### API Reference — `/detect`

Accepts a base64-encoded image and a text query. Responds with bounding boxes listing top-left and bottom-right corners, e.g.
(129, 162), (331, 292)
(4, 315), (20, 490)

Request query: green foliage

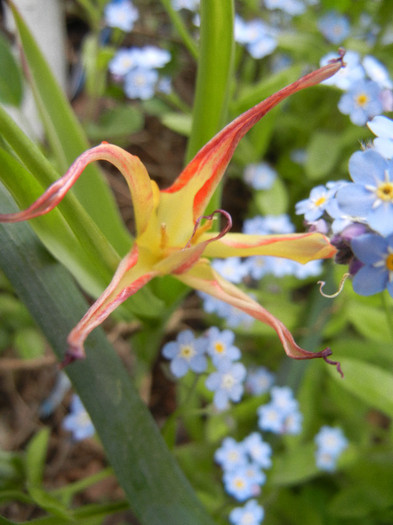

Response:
(0, 33), (23, 107)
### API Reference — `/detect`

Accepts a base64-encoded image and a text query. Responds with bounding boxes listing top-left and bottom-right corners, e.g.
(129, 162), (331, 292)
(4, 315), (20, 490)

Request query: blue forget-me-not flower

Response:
(229, 499), (265, 525)
(315, 425), (348, 472)
(335, 149), (393, 236)
(206, 360), (247, 410)
(104, 0), (138, 32)
(162, 330), (207, 377)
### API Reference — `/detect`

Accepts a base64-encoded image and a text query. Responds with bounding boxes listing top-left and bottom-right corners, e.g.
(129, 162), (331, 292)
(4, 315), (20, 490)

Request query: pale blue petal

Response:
(348, 149), (387, 185)
(368, 202), (393, 236)
(171, 358), (188, 377)
(190, 354), (207, 373)
(368, 115), (393, 138)
(351, 233), (388, 264)
(374, 137), (393, 159)
(336, 184), (374, 216)
(352, 265), (387, 295)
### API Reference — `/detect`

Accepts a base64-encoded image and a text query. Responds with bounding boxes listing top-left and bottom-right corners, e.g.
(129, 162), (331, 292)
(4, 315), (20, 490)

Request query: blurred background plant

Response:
(1, 0), (393, 524)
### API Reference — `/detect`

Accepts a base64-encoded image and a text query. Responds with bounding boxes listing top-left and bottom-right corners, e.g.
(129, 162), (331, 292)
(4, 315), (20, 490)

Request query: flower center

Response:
(179, 344), (195, 361)
(214, 342), (225, 354)
(376, 182), (393, 201)
(234, 478), (246, 489)
(314, 196), (326, 207)
(356, 93), (369, 107)
(241, 513), (254, 525)
(222, 373), (235, 389)
(386, 253), (393, 271)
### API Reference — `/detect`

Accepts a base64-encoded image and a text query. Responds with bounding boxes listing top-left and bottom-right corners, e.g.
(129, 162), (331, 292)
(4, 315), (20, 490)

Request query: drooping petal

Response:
(177, 260), (342, 374)
(201, 231), (337, 263)
(162, 56), (344, 225)
(64, 244), (158, 365)
(0, 143), (156, 237)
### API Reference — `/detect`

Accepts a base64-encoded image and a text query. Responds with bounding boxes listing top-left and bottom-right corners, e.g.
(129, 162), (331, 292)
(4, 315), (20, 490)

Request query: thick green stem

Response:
(186, 0), (234, 162)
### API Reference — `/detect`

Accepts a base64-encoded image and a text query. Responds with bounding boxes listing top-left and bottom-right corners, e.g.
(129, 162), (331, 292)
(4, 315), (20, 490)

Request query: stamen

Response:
(160, 223), (169, 250)
(185, 209), (232, 248)
(318, 273), (350, 298)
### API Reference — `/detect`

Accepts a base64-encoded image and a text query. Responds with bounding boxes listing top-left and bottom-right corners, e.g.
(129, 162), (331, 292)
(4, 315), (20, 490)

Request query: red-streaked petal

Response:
(177, 260), (342, 374)
(63, 244), (158, 365)
(201, 232), (337, 263)
(162, 56), (344, 220)
(0, 143), (155, 237)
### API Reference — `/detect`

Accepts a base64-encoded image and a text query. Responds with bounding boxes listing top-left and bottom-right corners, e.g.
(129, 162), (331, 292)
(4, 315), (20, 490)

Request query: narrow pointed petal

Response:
(64, 245), (158, 365)
(0, 143), (155, 237)
(202, 232), (337, 263)
(177, 261), (342, 374)
(162, 55), (344, 221)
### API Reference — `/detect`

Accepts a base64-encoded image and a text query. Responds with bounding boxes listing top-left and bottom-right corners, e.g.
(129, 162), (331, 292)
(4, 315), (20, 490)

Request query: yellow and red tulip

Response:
(0, 56), (344, 372)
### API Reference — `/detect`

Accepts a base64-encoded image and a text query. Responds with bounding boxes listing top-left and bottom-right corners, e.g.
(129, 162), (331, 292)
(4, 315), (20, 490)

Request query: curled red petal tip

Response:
(321, 348), (344, 378)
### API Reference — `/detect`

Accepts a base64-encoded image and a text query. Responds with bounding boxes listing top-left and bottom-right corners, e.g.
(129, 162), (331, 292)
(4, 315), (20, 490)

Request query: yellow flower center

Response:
(234, 478), (245, 489)
(314, 196), (326, 207)
(214, 342), (225, 354)
(376, 182), (393, 201)
(386, 254), (393, 271)
(179, 344), (195, 360)
(356, 93), (369, 107)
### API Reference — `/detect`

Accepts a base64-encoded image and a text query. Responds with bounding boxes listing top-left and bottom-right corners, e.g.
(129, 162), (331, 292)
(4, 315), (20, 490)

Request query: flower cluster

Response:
(235, 16), (277, 60)
(215, 432), (272, 517)
(257, 386), (302, 435)
(314, 425), (348, 472)
(162, 327), (247, 411)
(321, 51), (393, 125)
(108, 46), (171, 100)
(296, 117), (393, 299)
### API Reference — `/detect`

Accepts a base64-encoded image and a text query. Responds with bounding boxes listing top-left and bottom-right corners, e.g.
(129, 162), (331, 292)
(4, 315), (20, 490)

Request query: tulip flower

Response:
(0, 55), (344, 371)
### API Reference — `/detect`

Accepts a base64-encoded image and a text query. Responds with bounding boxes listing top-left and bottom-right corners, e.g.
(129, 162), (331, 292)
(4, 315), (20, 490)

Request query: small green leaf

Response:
(305, 131), (342, 180)
(255, 177), (288, 215)
(85, 105), (144, 141)
(270, 441), (319, 486)
(26, 428), (50, 488)
(161, 113), (192, 136)
(347, 301), (391, 343)
(0, 33), (23, 107)
(28, 487), (71, 520)
(328, 357), (393, 418)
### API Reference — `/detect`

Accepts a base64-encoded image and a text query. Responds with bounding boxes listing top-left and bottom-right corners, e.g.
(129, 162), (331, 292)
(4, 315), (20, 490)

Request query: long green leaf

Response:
(0, 186), (217, 525)
(185, 0), (234, 162)
(9, 1), (130, 254)
(328, 357), (393, 419)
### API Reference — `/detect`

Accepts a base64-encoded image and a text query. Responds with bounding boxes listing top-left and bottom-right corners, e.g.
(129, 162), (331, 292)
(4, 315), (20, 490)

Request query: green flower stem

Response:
(185, 0), (235, 218)
(381, 290), (393, 342)
(0, 187), (216, 525)
(160, 0), (199, 59)
(186, 0), (234, 162)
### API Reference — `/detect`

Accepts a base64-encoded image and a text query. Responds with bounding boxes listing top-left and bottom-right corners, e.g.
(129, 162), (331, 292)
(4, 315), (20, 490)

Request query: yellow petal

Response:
(177, 260), (341, 374)
(201, 232), (337, 263)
